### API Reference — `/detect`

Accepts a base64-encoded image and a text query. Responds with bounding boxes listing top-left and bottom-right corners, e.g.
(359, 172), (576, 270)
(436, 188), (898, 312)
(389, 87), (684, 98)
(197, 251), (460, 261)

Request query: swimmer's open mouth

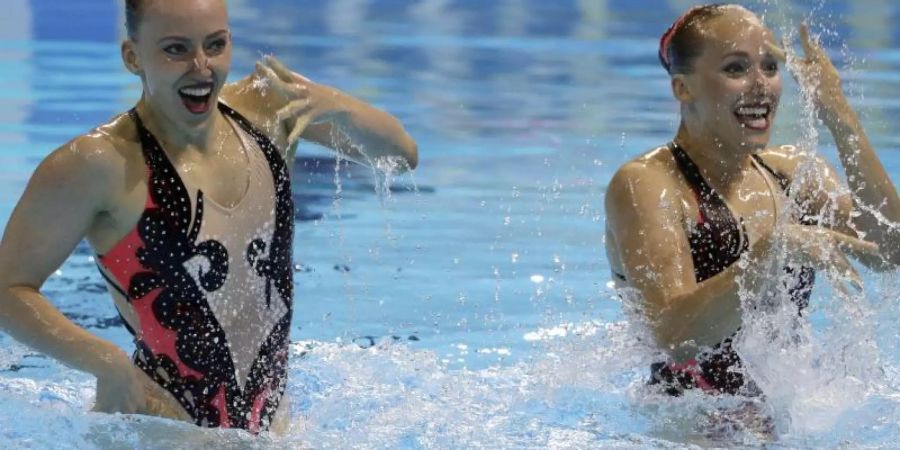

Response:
(179, 83), (214, 114)
(734, 102), (773, 131)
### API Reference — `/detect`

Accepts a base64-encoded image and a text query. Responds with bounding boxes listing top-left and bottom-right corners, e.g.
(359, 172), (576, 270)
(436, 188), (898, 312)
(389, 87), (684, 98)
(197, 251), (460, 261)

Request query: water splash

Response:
(726, 7), (900, 437)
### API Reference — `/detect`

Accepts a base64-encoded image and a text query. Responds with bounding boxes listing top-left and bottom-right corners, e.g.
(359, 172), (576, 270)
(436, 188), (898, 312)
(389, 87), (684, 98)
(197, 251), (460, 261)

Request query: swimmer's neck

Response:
(674, 124), (760, 188)
(134, 96), (225, 154)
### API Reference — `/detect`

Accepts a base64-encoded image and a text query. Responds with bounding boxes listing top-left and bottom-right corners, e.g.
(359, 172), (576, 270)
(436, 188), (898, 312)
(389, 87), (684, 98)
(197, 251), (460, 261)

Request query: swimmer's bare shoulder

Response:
(605, 149), (677, 280)
(32, 120), (131, 208)
(758, 144), (845, 192)
(0, 118), (136, 292)
(755, 144), (801, 175)
(758, 144), (853, 224)
(606, 145), (688, 245)
(606, 145), (684, 212)
(12, 115), (147, 253)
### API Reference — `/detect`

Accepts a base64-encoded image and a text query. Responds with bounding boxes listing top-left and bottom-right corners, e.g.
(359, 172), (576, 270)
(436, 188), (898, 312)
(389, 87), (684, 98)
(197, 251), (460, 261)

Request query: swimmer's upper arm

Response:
(605, 162), (697, 310)
(0, 139), (116, 290)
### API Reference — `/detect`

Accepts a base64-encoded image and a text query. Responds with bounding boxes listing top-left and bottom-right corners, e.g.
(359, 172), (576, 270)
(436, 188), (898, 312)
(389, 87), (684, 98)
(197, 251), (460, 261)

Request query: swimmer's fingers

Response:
(276, 98), (312, 124)
(832, 231), (880, 257)
(787, 25), (846, 116)
(798, 24), (822, 62)
(264, 54), (312, 84)
(830, 230), (888, 270)
(139, 379), (192, 421)
(827, 248), (863, 293)
(766, 41), (787, 64)
(287, 116), (314, 146)
(256, 62), (305, 102)
(808, 228), (864, 292)
(263, 55), (294, 83)
(93, 383), (144, 415)
(788, 24), (825, 78)
(277, 99), (315, 145)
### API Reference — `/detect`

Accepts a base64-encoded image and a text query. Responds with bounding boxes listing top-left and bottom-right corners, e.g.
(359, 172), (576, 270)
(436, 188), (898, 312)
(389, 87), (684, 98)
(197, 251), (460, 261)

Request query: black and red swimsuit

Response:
(641, 143), (814, 395)
(96, 103), (294, 431)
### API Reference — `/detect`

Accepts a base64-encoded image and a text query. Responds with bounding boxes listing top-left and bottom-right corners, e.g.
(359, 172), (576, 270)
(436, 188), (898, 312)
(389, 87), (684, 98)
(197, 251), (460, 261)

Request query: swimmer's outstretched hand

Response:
(777, 225), (880, 297)
(779, 24), (849, 124)
(255, 55), (339, 146)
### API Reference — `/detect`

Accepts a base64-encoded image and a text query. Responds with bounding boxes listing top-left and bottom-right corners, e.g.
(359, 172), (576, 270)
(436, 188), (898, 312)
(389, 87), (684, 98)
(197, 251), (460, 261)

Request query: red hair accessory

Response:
(658, 6), (704, 73)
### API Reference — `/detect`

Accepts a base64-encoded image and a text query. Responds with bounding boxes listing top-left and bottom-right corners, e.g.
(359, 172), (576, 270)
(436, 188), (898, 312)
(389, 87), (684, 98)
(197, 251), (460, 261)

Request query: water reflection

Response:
(0, 1), (895, 150)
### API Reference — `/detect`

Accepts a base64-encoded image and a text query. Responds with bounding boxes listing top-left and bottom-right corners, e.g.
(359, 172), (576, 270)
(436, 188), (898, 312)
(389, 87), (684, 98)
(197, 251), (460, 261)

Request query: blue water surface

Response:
(0, 0), (898, 448)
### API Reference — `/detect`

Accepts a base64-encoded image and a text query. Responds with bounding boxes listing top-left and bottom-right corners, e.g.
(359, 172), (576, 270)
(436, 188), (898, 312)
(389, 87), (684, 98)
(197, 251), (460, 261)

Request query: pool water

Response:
(0, 0), (898, 448)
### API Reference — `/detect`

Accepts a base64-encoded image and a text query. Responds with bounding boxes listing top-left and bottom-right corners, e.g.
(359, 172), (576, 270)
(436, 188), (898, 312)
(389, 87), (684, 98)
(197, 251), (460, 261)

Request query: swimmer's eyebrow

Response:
(720, 50), (779, 60)
(720, 51), (751, 59)
(204, 30), (230, 41)
(156, 29), (230, 44)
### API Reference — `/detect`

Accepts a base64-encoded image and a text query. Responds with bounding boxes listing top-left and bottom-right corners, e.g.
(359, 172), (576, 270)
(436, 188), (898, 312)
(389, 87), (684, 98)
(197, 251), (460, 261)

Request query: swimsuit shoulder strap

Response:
(751, 154), (791, 192)
(127, 107), (168, 169)
(216, 101), (293, 193)
(668, 142), (715, 200)
(751, 153), (819, 226)
(667, 142), (749, 282)
(217, 102), (278, 151)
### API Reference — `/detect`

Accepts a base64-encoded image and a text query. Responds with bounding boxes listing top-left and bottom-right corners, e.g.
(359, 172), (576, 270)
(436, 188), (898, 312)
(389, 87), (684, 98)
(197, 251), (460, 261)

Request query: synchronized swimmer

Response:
(0, 0), (416, 433)
(605, 4), (899, 395)
(0, 0), (897, 437)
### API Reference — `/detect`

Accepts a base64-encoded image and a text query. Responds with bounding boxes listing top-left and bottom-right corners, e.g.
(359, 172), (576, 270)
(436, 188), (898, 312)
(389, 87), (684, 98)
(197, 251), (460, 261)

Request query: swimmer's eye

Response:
(762, 59), (779, 75)
(163, 43), (189, 57)
(722, 62), (749, 76)
(207, 38), (228, 56)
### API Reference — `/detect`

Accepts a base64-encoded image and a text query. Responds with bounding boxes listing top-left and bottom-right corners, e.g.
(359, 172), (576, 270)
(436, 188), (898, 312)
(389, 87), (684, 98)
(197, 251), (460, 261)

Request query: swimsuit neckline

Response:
(130, 103), (254, 213)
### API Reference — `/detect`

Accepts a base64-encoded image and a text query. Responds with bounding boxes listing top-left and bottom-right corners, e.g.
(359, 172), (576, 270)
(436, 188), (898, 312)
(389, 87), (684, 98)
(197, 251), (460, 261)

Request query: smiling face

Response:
(675, 8), (782, 151)
(122, 0), (231, 128)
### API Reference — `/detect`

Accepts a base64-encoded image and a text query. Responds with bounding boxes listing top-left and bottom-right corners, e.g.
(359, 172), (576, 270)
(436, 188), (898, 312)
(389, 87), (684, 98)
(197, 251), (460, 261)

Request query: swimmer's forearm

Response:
(0, 286), (127, 377)
(651, 265), (744, 355)
(824, 101), (900, 263)
(308, 85), (419, 170)
(650, 241), (771, 356)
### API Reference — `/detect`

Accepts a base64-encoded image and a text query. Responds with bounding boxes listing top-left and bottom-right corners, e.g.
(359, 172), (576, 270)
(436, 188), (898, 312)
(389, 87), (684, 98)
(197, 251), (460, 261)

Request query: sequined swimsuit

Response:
(96, 103), (294, 431)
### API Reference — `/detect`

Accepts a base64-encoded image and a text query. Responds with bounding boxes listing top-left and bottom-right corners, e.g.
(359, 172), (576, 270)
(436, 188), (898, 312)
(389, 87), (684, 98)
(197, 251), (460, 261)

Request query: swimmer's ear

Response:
(670, 74), (693, 103)
(121, 40), (141, 75)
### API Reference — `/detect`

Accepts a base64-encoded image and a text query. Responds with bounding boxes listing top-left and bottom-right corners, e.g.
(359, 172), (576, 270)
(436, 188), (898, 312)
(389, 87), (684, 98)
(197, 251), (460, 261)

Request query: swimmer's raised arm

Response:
(0, 139), (147, 414)
(222, 55), (418, 171)
(783, 24), (900, 266)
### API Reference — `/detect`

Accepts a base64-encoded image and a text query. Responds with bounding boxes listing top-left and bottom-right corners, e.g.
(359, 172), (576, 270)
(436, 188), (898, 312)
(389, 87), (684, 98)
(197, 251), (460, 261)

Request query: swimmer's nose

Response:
(746, 67), (773, 93)
(192, 55), (212, 75)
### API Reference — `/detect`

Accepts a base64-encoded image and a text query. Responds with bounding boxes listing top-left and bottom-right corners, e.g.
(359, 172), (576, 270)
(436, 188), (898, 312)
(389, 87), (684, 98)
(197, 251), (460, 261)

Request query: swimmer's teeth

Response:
(736, 106), (768, 117)
(735, 104), (769, 129)
(180, 86), (212, 97)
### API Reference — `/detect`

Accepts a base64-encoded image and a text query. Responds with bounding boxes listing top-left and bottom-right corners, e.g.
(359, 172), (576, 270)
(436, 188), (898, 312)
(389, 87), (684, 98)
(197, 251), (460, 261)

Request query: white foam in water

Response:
(0, 303), (897, 448)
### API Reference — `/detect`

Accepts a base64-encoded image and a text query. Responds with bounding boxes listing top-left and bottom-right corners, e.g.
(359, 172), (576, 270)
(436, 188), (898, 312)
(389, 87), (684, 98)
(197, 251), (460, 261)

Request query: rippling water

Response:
(0, 0), (898, 448)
